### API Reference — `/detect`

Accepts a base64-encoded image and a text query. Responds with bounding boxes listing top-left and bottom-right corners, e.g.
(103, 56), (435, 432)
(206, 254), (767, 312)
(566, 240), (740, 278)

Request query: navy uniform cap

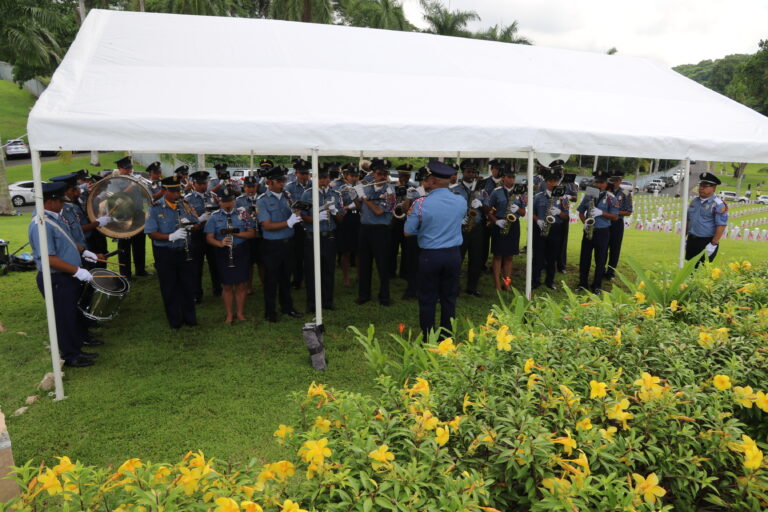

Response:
(214, 163), (228, 171)
(243, 176), (258, 186)
(218, 186), (237, 202)
(265, 166), (287, 180)
(501, 167), (516, 178)
(49, 172), (79, 188)
(342, 163), (359, 175)
(370, 158), (390, 172)
(189, 170), (210, 183)
(318, 167), (330, 178)
(146, 161), (161, 173)
(592, 169), (611, 182)
(608, 171), (624, 181)
(174, 165), (190, 175)
(260, 159), (274, 169)
(396, 163), (413, 172)
(488, 158), (507, 169)
(459, 159), (478, 171)
(161, 176), (182, 189)
(75, 169), (90, 180)
(115, 156), (133, 168)
(549, 159), (566, 173)
(699, 172), (721, 186)
(426, 161), (457, 179)
(43, 182), (68, 200)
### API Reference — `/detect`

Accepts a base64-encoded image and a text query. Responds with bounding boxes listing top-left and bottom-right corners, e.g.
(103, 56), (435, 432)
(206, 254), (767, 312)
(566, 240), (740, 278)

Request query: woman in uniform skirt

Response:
(333, 164), (362, 287)
(205, 187), (257, 324)
(487, 168), (526, 291)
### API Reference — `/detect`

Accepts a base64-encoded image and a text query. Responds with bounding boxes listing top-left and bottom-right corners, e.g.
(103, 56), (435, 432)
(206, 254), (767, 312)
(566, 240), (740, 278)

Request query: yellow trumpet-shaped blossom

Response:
(634, 372), (666, 402)
(408, 377), (430, 397)
(241, 501), (264, 512)
(576, 417), (593, 431)
(52, 457), (76, 476)
(274, 424), (294, 444)
(298, 438), (331, 465)
(599, 426), (617, 442)
(213, 497), (239, 512)
(713, 375), (732, 391)
(729, 435), (764, 470)
(641, 305), (656, 318)
(37, 468), (63, 497)
(606, 399), (633, 430)
(589, 380), (608, 399)
(632, 473), (666, 505)
(527, 373), (543, 390)
(733, 386), (757, 408)
(551, 431), (577, 455)
(496, 325), (514, 351)
(523, 358), (536, 374)
(581, 325), (604, 338)
(710, 267), (722, 279)
(368, 444), (395, 470)
(634, 292), (646, 304)
(435, 426), (450, 446)
(755, 391), (768, 413)
(314, 416), (331, 433)
(428, 337), (457, 355)
(280, 499), (308, 512)
(117, 458), (143, 474)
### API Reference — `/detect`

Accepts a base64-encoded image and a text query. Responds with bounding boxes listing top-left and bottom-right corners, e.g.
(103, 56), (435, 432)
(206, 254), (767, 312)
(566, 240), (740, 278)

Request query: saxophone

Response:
(462, 190), (481, 233)
(541, 193), (557, 238)
(584, 197), (596, 240)
(501, 190), (517, 237)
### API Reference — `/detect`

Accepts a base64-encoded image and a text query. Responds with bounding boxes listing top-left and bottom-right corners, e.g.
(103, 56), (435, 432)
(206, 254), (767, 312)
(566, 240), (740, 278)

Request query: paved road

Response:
(4, 151), (90, 167)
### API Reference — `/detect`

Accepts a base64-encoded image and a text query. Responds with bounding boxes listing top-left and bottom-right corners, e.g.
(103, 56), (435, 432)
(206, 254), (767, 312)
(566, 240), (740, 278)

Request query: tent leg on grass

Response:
(303, 147), (326, 371)
(525, 150), (534, 299)
(678, 158), (691, 268)
(32, 149), (66, 401)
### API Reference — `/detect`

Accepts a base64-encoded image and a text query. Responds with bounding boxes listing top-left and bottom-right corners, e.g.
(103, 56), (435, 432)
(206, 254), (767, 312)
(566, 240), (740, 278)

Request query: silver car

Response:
(4, 139), (30, 159)
(8, 180), (37, 207)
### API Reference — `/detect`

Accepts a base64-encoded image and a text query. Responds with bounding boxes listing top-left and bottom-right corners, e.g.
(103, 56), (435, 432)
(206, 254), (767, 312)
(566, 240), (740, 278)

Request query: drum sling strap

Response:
(45, 215), (80, 255)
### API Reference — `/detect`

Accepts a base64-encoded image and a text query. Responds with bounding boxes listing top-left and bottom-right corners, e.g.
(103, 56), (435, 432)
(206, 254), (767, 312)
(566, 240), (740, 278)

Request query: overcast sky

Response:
(401, 0), (767, 67)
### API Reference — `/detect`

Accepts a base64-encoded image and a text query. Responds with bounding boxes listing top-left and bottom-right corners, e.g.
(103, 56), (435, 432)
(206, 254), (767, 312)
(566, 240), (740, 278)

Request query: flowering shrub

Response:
(3, 263), (767, 511)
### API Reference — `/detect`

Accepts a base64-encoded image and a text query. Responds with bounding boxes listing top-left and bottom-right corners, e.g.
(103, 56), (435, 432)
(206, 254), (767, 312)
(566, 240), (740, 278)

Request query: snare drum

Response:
(78, 269), (130, 321)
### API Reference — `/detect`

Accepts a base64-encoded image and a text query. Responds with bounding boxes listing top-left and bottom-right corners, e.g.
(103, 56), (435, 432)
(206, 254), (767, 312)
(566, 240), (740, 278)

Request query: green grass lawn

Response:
(0, 81), (36, 142)
(3, 186), (767, 470)
(5, 151), (124, 184)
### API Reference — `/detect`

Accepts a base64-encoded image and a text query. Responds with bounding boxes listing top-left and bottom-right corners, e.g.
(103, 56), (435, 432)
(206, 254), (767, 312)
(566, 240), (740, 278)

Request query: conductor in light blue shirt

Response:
(405, 161), (466, 340)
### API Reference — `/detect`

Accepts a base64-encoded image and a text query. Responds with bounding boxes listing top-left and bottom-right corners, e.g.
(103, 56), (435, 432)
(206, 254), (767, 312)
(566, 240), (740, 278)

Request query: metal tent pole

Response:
(525, 150), (535, 299)
(311, 148), (322, 327)
(678, 158), (691, 268)
(31, 150), (66, 401)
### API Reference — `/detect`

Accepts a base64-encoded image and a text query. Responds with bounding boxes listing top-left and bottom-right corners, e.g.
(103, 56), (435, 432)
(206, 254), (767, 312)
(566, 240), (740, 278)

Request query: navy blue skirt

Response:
(337, 211), (361, 253)
(491, 222), (520, 256)
(216, 243), (250, 285)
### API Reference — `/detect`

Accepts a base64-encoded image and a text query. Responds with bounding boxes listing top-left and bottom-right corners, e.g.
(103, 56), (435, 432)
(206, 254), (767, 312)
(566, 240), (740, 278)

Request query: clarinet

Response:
(177, 201), (193, 262)
(226, 213), (236, 268)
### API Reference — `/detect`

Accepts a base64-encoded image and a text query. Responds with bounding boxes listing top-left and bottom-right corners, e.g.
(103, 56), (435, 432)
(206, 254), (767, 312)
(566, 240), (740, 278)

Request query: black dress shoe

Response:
(355, 297), (370, 305)
(291, 283), (301, 290)
(546, 283), (557, 291)
(78, 351), (99, 358)
(194, 297), (202, 304)
(531, 283), (541, 290)
(265, 313), (278, 323)
(64, 357), (95, 368)
(284, 310), (303, 318)
(135, 271), (153, 277)
(82, 339), (104, 347)
(576, 284), (589, 292)
(592, 287), (603, 294)
(466, 290), (482, 297)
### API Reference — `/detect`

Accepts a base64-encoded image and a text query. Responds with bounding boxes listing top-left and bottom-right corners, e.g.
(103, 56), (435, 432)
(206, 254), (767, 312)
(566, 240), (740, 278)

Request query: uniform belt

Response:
(156, 245), (186, 252)
(421, 245), (461, 252)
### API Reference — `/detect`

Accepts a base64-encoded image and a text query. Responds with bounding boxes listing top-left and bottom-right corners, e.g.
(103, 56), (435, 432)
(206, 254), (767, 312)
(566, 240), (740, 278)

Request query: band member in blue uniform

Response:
(390, 164), (416, 279)
(286, 159), (312, 289)
(29, 182), (101, 367)
(577, 170), (619, 293)
(145, 176), (200, 329)
(113, 156), (149, 279)
(185, 170), (221, 303)
(174, 164), (192, 193)
(300, 168), (343, 311)
(235, 176), (264, 294)
(334, 163), (361, 288)
(208, 163), (241, 196)
(487, 167), (527, 290)
(205, 186), (257, 324)
(557, 165), (578, 273)
(405, 161), (465, 340)
(355, 158), (395, 306)
(685, 172), (728, 264)
(146, 161), (164, 202)
(256, 166), (303, 323)
(79, 173), (109, 261)
(531, 172), (570, 290)
(49, 172), (111, 253)
(453, 159), (486, 296)
(605, 172), (633, 280)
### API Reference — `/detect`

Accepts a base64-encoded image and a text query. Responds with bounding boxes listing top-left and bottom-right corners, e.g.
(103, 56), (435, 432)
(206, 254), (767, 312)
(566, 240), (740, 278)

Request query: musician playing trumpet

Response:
(487, 167), (526, 291)
(205, 186), (257, 324)
(576, 170), (619, 294)
(532, 171), (570, 291)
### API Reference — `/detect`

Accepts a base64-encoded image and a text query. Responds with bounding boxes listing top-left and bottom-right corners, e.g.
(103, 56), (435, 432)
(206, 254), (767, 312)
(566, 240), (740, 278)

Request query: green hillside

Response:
(0, 80), (36, 142)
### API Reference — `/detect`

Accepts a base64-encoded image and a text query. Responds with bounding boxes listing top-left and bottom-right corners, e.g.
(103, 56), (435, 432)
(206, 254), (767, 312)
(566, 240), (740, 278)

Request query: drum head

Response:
(91, 268), (129, 293)
(87, 174), (153, 239)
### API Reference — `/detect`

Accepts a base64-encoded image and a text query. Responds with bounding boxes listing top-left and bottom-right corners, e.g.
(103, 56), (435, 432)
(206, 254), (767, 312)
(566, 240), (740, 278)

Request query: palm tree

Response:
(338, 0), (411, 30)
(419, 0), (479, 37)
(165, 0), (243, 16)
(474, 21), (531, 45)
(0, 0), (62, 78)
(268, 0), (333, 23)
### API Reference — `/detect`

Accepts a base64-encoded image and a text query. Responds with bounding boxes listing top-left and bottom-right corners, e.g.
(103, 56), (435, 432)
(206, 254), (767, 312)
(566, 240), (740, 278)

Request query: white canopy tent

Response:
(28, 9), (768, 400)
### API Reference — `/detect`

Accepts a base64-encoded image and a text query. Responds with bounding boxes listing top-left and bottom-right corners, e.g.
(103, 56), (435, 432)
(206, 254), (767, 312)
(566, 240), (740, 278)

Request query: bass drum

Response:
(78, 268), (131, 321)
(86, 174), (153, 239)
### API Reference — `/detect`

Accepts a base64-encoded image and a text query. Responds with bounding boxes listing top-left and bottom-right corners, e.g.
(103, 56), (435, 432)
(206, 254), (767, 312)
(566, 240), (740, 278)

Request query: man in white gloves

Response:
(532, 171), (570, 291)
(576, 171), (619, 293)
(452, 159), (486, 296)
(145, 176), (200, 329)
(186, 170), (221, 303)
(256, 166), (303, 322)
(685, 172), (728, 265)
(300, 167), (344, 312)
(28, 182), (98, 367)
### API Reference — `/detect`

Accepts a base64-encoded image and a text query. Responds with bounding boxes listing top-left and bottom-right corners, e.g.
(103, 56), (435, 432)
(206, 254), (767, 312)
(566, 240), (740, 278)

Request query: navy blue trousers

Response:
(578, 227), (610, 290)
(154, 246), (197, 328)
(605, 220), (625, 278)
(418, 246), (461, 339)
(36, 272), (84, 361)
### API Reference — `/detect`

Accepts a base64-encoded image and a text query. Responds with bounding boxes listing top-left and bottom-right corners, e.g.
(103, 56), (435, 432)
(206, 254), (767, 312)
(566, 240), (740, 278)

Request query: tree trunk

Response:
(138, 0), (145, 11)
(90, 150), (100, 166)
(302, 0), (312, 22)
(0, 136), (14, 215)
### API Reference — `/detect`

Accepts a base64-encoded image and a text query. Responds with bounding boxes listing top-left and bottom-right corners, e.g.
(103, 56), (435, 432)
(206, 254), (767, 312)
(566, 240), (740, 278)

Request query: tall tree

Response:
(420, 0), (479, 37)
(474, 21), (531, 45)
(738, 39), (768, 116)
(339, 0), (412, 30)
(269, 0), (332, 23)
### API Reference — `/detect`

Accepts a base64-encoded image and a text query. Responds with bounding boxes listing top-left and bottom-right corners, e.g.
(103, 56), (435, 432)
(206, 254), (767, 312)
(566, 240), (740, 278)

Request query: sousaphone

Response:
(86, 174), (153, 239)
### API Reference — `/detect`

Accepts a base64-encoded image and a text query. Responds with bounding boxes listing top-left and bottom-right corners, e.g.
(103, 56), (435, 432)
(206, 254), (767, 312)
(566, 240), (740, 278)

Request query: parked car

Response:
(756, 195), (768, 205)
(719, 191), (737, 202)
(8, 180), (37, 207)
(736, 195), (749, 203)
(619, 181), (634, 193)
(4, 139), (30, 159)
(644, 182), (663, 193)
(662, 176), (676, 187)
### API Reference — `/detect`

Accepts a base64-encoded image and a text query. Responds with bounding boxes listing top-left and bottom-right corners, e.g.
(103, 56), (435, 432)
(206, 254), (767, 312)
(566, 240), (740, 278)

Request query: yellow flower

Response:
(713, 327), (729, 342)
(428, 337), (457, 355)
(527, 373), (542, 390)
(589, 380), (607, 399)
(559, 385), (580, 407)
(698, 331), (715, 348)
(713, 375), (732, 391)
(274, 424), (294, 443)
(736, 283), (756, 294)
(307, 381), (331, 406)
(638, 281), (646, 290)
(435, 426), (450, 446)
(711, 267), (722, 279)
(606, 399), (633, 429)
(733, 386), (756, 408)
(634, 372), (665, 402)
(298, 438), (331, 465)
(153, 466), (171, 483)
(744, 445), (764, 470)
(468, 328), (475, 343)
(613, 329), (622, 344)
(314, 416), (331, 433)
(38, 468), (63, 496)
(581, 325), (604, 337)
(368, 444), (395, 470)
(742, 260), (752, 270)
(52, 456), (76, 476)
(669, 300), (680, 313)
(486, 312), (497, 326)
(552, 432), (577, 455)
(280, 499), (308, 512)
(632, 473), (666, 505)
(268, 461), (295, 480)
(241, 501), (264, 512)
(408, 377), (430, 397)
(415, 409), (440, 431)
(634, 292), (646, 304)
(575, 417), (592, 431)
(523, 358), (536, 374)
(462, 394), (473, 413)
(214, 497), (239, 512)
(599, 426), (617, 442)
(542, 477), (572, 496)
(641, 305), (656, 318)
(755, 391), (768, 413)
(729, 261), (741, 272)
(118, 458), (143, 474)
(496, 325), (514, 351)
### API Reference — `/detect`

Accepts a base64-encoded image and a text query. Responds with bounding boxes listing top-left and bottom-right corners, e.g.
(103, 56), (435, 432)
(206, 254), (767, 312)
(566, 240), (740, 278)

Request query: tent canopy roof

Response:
(28, 9), (768, 161)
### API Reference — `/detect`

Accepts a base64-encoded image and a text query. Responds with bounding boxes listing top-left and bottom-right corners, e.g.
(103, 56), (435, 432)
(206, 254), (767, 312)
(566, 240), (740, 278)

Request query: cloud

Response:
(401, 0), (767, 66)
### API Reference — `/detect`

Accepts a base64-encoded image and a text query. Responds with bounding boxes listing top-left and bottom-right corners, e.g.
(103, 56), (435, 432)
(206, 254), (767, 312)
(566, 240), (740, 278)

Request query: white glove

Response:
(73, 267), (93, 282)
(495, 219), (507, 229)
(96, 215), (112, 227)
(223, 236), (234, 247)
(461, 216), (469, 225)
(318, 211), (330, 221)
(354, 184), (366, 198)
(385, 187), (395, 197)
(81, 250), (98, 263)
(416, 186), (426, 197)
(509, 204), (520, 213)
(168, 228), (187, 242)
(328, 204), (338, 215)
(287, 213), (302, 228)
(198, 212), (210, 223)
(590, 207), (603, 217)
(471, 199), (483, 209)
(537, 219), (546, 230)
(705, 243), (718, 256)
(549, 207), (561, 216)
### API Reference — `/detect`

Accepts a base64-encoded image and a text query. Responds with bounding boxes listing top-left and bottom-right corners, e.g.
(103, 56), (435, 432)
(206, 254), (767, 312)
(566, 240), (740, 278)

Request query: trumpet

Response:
(584, 197), (596, 240)
(393, 185), (409, 220)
